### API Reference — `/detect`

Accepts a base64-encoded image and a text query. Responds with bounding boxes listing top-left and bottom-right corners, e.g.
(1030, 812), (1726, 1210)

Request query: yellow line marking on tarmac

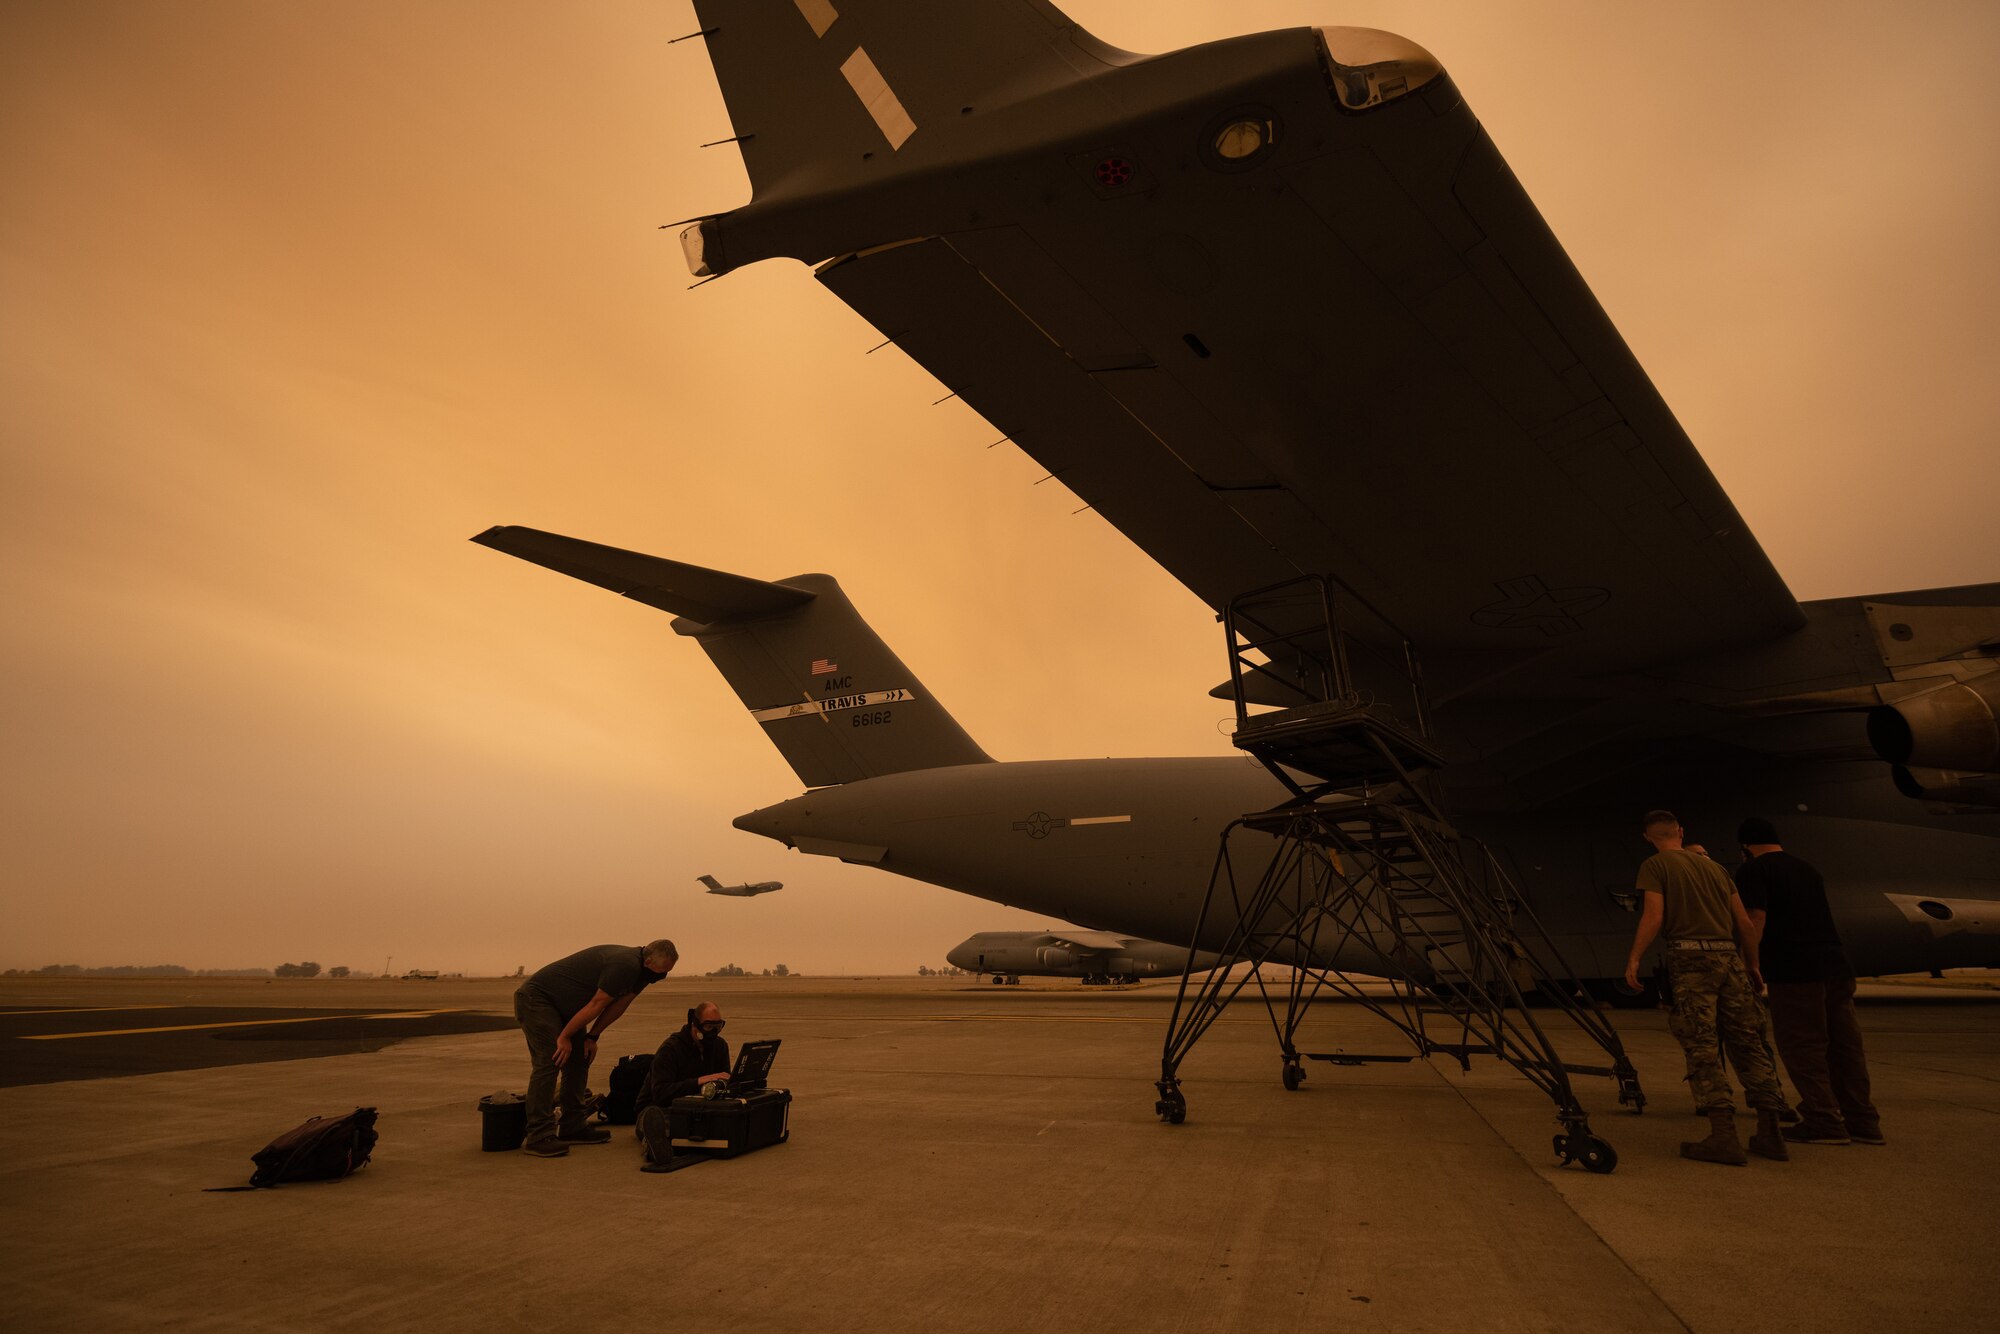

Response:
(743, 1015), (1280, 1031)
(728, 1014), (1250, 1025)
(927, 1014), (1146, 1023)
(21, 1010), (460, 1040)
(0, 1006), (181, 1016)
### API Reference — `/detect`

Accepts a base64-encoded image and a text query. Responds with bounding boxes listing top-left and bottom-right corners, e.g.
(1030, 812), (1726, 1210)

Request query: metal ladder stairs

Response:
(1152, 576), (1645, 1172)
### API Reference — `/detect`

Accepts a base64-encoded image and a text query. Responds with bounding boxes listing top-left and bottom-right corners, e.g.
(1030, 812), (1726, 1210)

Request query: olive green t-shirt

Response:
(1636, 848), (1736, 941)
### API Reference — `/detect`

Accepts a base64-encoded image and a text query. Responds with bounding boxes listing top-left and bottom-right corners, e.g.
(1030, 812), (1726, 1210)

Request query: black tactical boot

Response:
(638, 1105), (673, 1172)
(1681, 1108), (1748, 1166)
(1747, 1108), (1789, 1161)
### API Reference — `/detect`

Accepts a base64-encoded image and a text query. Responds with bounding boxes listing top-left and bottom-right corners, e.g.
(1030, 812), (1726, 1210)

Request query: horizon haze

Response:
(4, 0), (1997, 976)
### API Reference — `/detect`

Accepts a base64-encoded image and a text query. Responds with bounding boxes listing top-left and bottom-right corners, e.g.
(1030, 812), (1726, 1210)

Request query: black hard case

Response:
(666, 1088), (791, 1158)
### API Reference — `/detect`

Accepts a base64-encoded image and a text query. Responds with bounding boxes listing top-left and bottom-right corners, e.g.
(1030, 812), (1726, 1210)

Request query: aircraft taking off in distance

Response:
(948, 930), (1224, 985)
(479, 3), (1997, 995)
(699, 874), (784, 897)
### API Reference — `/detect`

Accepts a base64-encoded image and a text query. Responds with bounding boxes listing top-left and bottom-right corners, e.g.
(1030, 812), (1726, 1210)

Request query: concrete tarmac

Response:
(0, 975), (1991, 1332)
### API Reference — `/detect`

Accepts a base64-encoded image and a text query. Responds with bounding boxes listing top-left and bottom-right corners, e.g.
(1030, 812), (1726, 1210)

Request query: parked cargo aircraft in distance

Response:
(476, 2), (1998, 991)
(948, 930), (1223, 985)
(699, 874), (783, 897)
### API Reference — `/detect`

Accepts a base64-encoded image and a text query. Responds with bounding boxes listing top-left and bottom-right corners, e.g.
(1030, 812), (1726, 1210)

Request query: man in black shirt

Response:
(635, 1001), (731, 1172)
(1734, 819), (1883, 1146)
(513, 940), (678, 1157)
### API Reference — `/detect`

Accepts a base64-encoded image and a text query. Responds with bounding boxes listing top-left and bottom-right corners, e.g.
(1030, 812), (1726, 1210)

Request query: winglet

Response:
(472, 526), (814, 626)
(682, 0), (1137, 274)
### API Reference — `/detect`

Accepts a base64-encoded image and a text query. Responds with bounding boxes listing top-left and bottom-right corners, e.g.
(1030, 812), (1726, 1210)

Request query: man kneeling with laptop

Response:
(635, 1002), (787, 1172)
(635, 1001), (731, 1170)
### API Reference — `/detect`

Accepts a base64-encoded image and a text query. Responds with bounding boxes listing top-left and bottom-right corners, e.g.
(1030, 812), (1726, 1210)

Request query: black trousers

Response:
(1767, 975), (1879, 1134)
(513, 986), (593, 1143)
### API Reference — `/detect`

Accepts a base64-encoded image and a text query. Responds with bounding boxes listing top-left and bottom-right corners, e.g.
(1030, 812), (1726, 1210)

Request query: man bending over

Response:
(514, 940), (678, 1158)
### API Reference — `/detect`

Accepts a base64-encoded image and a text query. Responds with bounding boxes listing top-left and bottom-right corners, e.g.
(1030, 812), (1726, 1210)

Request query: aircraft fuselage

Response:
(737, 757), (2000, 982)
(946, 930), (1222, 981)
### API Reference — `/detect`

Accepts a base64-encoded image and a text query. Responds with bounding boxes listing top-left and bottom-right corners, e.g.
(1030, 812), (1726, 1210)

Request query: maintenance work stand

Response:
(1155, 576), (1644, 1173)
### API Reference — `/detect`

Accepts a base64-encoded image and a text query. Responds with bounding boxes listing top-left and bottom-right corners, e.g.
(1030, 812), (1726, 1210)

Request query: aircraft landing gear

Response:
(1005, 975), (1020, 985)
(990, 974), (1005, 985)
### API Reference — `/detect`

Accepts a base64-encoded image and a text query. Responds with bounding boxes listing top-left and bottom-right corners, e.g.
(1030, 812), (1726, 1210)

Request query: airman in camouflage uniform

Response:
(1668, 950), (1785, 1113)
(1671, 845), (1792, 1120)
(1625, 811), (1788, 1166)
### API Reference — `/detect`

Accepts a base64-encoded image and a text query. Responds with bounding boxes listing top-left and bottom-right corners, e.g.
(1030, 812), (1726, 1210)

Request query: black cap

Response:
(1737, 816), (1780, 845)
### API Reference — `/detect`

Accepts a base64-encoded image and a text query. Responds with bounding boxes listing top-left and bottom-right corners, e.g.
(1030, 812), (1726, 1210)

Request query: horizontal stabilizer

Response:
(475, 524), (990, 787)
(472, 526), (813, 625)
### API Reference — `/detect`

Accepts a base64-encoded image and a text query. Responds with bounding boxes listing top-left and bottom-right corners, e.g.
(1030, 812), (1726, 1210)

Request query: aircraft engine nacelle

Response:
(1890, 764), (2000, 811)
(1867, 674), (2000, 773)
(1035, 947), (1076, 969)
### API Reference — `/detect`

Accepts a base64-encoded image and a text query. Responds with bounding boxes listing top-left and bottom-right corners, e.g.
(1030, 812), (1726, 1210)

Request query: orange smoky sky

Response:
(2, 1), (1996, 976)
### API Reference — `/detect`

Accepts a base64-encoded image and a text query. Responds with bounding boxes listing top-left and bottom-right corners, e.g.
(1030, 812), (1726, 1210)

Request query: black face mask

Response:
(694, 1020), (724, 1038)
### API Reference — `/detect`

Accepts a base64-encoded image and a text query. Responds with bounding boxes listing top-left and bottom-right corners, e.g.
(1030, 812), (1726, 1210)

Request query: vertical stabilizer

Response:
(473, 526), (991, 788)
(675, 571), (991, 786)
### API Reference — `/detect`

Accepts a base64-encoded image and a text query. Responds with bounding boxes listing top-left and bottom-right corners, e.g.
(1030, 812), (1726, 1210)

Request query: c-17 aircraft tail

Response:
(472, 526), (991, 788)
(676, 0), (1134, 279)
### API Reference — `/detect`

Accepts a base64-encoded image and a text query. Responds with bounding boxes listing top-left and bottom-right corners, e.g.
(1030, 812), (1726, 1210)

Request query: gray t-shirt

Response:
(521, 944), (659, 1019)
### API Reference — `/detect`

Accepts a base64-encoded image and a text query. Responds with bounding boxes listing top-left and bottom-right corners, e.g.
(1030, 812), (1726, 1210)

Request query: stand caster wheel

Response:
(1615, 1068), (1646, 1114)
(1282, 1061), (1305, 1091)
(1155, 1087), (1187, 1125)
(1554, 1132), (1618, 1174)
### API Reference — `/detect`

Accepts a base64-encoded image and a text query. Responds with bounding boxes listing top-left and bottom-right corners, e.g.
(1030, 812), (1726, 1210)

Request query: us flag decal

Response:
(810, 658), (839, 675)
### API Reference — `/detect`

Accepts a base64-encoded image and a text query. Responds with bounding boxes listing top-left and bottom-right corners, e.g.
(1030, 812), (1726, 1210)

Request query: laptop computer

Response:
(723, 1038), (780, 1094)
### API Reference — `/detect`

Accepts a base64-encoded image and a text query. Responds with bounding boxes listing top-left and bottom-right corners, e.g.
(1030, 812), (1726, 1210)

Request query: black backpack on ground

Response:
(602, 1053), (654, 1125)
(209, 1107), (379, 1191)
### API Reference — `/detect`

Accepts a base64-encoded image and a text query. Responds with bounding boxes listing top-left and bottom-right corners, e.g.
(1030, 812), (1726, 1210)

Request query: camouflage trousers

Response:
(1666, 972), (1788, 1107)
(1664, 950), (1785, 1112)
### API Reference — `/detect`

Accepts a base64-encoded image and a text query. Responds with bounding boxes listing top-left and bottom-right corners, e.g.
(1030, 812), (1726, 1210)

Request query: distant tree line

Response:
(4, 964), (196, 977)
(704, 963), (794, 977)
(4, 963), (360, 978)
